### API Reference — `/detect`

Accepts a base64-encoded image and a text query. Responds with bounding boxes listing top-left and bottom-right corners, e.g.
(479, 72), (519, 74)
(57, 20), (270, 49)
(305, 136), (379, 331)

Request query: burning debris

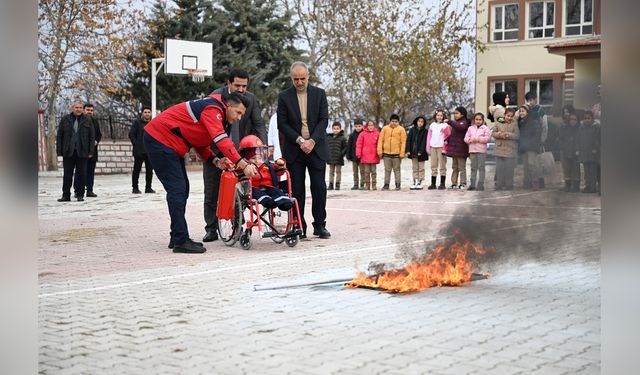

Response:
(345, 240), (491, 293)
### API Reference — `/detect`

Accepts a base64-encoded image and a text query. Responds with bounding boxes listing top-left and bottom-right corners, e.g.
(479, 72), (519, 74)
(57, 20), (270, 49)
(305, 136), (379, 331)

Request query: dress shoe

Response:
(132, 188), (142, 194)
(312, 226), (331, 239)
(169, 238), (203, 249)
(145, 187), (156, 194)
(76, 196), (84, 202)
(86, 191), (98, 197)
(173, 240), (206, 254)
(202, 231), (218, 242)
(57, 195), (71, 202)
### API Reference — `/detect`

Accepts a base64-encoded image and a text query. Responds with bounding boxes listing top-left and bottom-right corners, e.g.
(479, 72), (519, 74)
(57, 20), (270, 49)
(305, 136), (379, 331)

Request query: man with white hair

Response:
(276, 62), (331, 239)
(56, 101), (95, 202)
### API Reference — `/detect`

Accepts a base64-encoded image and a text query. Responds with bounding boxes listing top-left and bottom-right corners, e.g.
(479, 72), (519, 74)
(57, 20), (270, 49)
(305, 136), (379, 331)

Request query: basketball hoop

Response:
(187, 68), (208, 83)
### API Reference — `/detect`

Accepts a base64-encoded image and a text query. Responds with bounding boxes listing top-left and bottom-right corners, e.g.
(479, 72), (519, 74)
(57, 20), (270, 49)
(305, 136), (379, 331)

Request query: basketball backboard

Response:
(164, 38), (213, 76)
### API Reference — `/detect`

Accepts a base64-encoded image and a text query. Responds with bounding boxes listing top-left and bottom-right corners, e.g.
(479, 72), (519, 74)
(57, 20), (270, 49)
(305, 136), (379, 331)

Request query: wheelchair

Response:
(216, 168), (303, 250)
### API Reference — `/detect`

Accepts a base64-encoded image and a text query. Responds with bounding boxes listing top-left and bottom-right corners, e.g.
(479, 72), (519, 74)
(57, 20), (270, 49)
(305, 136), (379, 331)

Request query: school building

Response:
(475, 0), (601, 116)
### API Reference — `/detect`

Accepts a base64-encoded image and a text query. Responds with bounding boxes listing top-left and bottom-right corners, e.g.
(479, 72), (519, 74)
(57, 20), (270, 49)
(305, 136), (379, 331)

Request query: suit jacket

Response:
(211, 86), (266, 143)
(129, 118), (150, 157)
(56, 113), (95, 158)
(276, 85), (329, 163)
(89, 116), (102, 161)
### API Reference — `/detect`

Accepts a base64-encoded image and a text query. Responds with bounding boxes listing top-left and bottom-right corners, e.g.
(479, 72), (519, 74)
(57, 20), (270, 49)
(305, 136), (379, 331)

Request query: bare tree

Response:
(38, 0), (144, 170)
(284, 0), (484, 126)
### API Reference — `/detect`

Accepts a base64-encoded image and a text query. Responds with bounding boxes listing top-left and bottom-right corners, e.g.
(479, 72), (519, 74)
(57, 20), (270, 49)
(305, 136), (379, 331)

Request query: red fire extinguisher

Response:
(217, 170), (238, 220)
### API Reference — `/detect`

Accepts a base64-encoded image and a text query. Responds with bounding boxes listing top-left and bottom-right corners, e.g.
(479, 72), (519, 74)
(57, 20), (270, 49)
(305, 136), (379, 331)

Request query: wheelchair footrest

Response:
(281, 229), (302, 239)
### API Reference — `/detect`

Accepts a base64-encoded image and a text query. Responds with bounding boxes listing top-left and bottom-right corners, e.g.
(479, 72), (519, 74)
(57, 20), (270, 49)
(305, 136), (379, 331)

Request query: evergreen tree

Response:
(120, 0), (222, 111)
(118, 0), (302, 114)
(210, 0), (303, 112)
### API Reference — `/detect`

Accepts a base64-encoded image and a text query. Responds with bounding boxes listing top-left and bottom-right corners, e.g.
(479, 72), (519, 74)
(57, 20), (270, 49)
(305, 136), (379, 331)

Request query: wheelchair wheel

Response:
(217, 191), (243, 246)
(239, 229), (252, 250)
(268, 208), (290, 237)
(285, 235), (299, 247)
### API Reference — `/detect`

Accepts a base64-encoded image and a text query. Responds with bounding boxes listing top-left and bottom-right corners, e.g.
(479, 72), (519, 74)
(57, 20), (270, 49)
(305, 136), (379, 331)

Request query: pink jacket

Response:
(426, 124), (451, 154)
(464, 124), (492, 153)
(356, 127), (381, 164)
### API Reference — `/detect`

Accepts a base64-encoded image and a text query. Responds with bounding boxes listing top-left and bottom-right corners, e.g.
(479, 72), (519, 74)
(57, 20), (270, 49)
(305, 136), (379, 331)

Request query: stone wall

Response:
(57, 141), (202, 174)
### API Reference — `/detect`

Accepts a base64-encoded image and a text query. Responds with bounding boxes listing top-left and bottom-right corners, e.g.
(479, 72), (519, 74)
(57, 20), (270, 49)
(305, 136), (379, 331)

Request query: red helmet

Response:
(239, 135), (267, 161)
(239, 135), (264, 151)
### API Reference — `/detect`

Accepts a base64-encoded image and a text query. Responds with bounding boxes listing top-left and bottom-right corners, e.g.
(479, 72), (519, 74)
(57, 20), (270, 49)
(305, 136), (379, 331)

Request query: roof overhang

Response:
(545, 35), (601, 56)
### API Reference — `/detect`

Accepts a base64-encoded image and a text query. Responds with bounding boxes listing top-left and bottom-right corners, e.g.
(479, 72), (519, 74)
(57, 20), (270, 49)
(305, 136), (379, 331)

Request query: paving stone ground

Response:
(39, 160), (600, 374)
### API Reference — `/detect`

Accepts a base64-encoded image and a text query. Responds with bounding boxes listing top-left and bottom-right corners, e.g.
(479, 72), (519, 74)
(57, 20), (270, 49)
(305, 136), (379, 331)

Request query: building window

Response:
(493, 4), (519, 41)
(491, 80), (518, 107)
(528, 1), (555, 38)
(566, 0), (593, 36)
(525, 79), (554, 111)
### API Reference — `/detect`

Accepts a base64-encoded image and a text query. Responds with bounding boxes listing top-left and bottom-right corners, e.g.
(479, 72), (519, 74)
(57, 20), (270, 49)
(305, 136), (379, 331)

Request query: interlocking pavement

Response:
(39, 161), (600, 374)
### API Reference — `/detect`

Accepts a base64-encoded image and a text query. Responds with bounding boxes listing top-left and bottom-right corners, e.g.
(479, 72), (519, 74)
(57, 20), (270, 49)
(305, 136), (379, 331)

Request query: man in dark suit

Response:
(277, 62), (331, 239)
(79, 103), (102, 197)
(129, 106), (155, 194)
(56, 101), (95, 202)
(202, 68), (266, 242)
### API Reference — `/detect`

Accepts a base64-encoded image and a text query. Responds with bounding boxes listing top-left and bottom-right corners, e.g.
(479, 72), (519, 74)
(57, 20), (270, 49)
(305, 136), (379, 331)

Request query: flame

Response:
(345, 240), (490, 293)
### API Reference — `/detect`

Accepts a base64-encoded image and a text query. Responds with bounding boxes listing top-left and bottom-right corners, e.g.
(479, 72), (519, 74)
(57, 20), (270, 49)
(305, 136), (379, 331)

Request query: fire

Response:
(345, 240), (490, 293)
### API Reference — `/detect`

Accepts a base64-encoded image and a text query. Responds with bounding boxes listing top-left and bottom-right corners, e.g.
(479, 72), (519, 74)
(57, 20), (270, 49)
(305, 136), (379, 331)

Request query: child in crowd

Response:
(326, 121), (347, 190)
(487, 91), (509, 125)
(464, 112), (492, 191)
(239, 135), (294, 211)
(517, 106), (543, 189)
(577, 111), (600, 193)
(559, 110), (581, 192)
(426, 110), (450, 190)
(491, 107), (519, 190)
(356, 120), (381, 190)
(406, 115), (428, 190)
(445, 106), (470, 189)
(377, 114), (407, 190)
(346, 119), (365, 190)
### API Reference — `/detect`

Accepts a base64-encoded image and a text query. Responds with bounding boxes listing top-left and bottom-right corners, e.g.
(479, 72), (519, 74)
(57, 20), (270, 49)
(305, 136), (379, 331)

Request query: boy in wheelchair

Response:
(239, 135), (294, 211)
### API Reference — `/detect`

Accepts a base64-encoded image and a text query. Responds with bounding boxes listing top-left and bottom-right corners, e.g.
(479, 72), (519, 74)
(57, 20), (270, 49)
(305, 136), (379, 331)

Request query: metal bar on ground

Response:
(253, 278), (355, 292)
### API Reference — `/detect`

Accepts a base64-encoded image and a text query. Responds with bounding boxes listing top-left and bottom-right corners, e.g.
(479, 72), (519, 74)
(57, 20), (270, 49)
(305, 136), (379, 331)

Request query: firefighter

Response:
(143, 92), (258, 254)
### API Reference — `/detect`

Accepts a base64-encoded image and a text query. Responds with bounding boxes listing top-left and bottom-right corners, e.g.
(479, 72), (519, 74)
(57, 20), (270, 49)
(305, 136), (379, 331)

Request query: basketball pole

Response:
(151, 58), (165, 119)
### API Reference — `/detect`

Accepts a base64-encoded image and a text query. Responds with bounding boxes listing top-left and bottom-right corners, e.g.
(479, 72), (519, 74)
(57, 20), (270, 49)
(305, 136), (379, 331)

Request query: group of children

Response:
(325, 92), (600, 193)
(327, 107), (494, 191)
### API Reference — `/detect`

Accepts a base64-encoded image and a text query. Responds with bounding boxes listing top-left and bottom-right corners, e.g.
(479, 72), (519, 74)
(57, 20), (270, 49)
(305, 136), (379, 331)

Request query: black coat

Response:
(212, 86), (266, 143)
(406, 125), (428, 161)
(327, 130), (347, 165)
(518, 115), (543, 153)
(346, 129), (363, 161)
(577, 123), (600, 163)
(56, 113), (95, 158)
(129, 118), (150, 157)
(277, 85), (329, 164)
(559, 122), (580, 159)
(89, 117), (102, 161)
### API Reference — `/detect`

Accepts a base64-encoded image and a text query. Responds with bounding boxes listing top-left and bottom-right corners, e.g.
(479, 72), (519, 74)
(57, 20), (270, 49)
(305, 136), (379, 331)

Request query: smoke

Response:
(370, 191), (600, 274)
